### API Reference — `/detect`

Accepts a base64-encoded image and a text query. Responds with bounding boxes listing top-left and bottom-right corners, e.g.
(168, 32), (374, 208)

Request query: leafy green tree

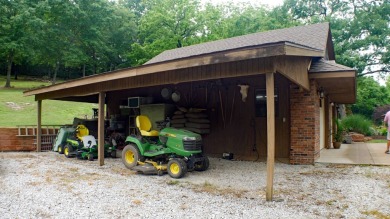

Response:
(0, 0), (44, 87)
(31, 0), (132, 82)
(352, 76), (390, 118)
(197, 2), (298, 43)
(128, 0), (204, 66)
(102, 2), (137, 70)
(120, 0), (145, 25)
(31, 0), (81, 83)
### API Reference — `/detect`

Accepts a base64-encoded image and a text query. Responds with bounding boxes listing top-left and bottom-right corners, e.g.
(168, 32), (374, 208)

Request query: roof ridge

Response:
(162, 22), (329, 53)
(146, 22), (330, 65)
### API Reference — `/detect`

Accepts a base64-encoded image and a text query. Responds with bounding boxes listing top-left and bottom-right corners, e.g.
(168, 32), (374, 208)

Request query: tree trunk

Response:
(52, 61), (59, 85)
(82, 64), (86, 77)
(5, 51), (14, 88)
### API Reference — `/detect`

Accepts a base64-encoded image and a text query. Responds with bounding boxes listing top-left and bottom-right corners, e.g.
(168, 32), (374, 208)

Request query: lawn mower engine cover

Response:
(82, 135), (97, 148)
(159, 127), (203, 155)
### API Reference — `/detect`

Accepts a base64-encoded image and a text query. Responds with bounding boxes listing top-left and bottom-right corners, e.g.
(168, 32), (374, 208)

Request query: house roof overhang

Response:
(24, 42), (323, 101)
(309, 59), (356, 104)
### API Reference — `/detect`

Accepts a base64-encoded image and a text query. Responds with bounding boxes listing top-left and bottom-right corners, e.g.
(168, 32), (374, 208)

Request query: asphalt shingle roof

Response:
(146, 23), (330, 65)
(309, 58), (355, 73)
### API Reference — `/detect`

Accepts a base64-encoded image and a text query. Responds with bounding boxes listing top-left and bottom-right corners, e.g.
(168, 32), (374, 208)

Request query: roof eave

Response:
(24, 42), (324, 97)
(310, 70), (356, 104)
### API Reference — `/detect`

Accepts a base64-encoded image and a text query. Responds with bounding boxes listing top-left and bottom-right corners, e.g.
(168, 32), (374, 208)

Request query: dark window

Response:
(255, 88), (278, 117)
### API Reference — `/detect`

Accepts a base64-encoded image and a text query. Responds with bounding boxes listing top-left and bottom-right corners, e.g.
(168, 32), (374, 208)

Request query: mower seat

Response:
(136, 115), (159, 137)
(75, 124), (89, 141)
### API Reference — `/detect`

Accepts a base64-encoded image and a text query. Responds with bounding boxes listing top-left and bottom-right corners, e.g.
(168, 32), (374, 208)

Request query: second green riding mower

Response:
(122, 115), (209, 178)
(62, 124), (116, 161)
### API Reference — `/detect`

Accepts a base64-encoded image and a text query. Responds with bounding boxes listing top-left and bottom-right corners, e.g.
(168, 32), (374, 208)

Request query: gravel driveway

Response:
(1, 152), (389, 218)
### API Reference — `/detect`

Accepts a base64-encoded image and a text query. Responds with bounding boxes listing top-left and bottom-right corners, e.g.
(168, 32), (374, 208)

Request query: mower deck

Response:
(133, 161), (167, 175)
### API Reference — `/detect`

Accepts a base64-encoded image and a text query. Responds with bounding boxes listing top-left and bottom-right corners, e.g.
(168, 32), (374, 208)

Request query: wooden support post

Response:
(266, 72), (275, 201)
(98, 92), (105, 166)
(37, 100), (42, 152)
(324, 97), (330, 149)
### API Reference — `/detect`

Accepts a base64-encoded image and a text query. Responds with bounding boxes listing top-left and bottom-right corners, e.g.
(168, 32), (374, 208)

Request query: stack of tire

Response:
(184, 110), (210, 135)
(185, 112), (210, 135)
(170, 111), (187, 128)
(170, 108), (210, 135)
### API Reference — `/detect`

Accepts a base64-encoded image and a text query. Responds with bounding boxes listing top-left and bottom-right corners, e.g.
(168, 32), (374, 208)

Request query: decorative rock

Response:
(350, 132), (365, 142)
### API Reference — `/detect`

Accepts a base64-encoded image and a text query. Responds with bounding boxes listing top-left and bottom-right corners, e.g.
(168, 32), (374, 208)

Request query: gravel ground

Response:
(0, 152), (390, 219)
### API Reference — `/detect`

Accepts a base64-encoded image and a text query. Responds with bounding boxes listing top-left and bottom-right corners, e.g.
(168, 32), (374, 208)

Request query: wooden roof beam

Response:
(24, 43), (323, 97)
(275, 56), (311, 91)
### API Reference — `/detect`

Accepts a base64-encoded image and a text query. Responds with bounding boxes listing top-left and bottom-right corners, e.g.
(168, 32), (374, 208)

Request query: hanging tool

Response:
(230, 88), (236, 124)
(219, 89), (225, 128)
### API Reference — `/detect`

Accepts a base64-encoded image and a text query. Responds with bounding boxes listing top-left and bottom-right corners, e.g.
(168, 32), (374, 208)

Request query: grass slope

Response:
(0, 76), (96, 127)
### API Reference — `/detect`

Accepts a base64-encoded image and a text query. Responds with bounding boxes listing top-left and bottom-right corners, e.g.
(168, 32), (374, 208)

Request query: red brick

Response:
(289, 80), (320, 164)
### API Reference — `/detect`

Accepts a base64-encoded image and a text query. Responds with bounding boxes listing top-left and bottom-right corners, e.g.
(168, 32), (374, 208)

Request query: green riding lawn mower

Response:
(122, 115), (209, 178)
(55, 124), (117, 161)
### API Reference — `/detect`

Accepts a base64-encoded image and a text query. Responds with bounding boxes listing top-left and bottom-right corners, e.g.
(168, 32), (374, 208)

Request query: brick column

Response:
(290, 80), (320, 164)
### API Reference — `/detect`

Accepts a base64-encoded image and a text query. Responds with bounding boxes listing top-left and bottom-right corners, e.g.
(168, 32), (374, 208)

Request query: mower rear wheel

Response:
(111, 150), (116, 158)
(167, 158), (187, 179)
(194, 156), (209, 171)
(64, 144), (72, 158)
(122, 144), (143, 169)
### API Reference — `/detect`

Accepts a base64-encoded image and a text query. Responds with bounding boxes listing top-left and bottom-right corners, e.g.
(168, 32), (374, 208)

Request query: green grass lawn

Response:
(0, 76), (96, 127)
(366, 139), (387, 143)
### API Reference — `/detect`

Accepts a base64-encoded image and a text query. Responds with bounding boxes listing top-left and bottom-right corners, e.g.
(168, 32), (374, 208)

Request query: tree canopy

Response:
(1, 0), (389, 120)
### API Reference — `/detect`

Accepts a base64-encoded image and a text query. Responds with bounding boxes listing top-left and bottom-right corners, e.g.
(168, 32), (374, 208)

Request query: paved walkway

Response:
(317, 143), (390, 165)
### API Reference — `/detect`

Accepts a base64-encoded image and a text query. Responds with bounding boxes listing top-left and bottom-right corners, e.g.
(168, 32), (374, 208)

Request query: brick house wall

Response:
(0, 128), (36, 151)
(290, 80), (321, 164)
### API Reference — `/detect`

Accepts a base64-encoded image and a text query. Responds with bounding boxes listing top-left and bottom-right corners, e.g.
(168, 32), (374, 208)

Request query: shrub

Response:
(374, 126), (387, 136)
(341, 114), (373, 136)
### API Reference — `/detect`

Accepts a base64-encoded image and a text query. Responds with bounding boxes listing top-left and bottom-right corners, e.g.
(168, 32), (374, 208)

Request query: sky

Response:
(202, 0), (285, 8)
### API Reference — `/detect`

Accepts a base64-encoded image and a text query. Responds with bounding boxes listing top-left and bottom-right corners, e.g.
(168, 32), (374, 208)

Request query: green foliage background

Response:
(0, 0), (389, 122)
(341, 114), (374, 136)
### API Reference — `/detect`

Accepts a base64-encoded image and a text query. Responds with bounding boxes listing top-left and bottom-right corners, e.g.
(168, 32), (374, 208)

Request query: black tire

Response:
(167, 158), (187, 179)
(111, 150), (116, 158)
(64, 144), (73, 158)
(88, 153), (94, 161)
(122, 144), (144, 169)
(194, 156), (209, 171)
(58, 144), (64, 154)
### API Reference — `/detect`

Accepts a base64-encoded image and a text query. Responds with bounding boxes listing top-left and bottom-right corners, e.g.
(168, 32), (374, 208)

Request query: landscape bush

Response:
(374, 126), (388, 136)
(341, 114), (373, 136)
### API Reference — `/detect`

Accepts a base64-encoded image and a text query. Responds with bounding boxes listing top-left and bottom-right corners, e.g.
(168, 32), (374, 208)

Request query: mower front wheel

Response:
(122, 144), (143, 169)
(88, 153), (94, 161)
(167, 158), (187, 179)
(194, 156), (209, 171)
(58, 144), (64, 154)
(64, 144), (73, 158)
